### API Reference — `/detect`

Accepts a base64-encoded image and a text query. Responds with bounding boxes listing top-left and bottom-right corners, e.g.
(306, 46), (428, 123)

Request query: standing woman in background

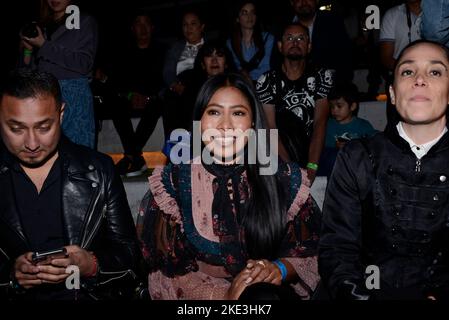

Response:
(227, 0), (274, 83)
(21, 0), (98, 149)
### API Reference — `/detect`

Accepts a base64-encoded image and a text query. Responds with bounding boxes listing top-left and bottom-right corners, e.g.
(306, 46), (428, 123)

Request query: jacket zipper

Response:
(415, 158), (421, 172)
(82, 204), (106, 249)
(0, 247), (9, 260)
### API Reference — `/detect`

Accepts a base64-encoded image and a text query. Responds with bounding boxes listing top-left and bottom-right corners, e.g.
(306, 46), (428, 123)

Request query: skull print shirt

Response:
(256, 67), (334, 137)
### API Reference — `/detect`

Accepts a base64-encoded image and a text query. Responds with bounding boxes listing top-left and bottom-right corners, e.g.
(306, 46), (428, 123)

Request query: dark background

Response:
(0, 0), (403, 76)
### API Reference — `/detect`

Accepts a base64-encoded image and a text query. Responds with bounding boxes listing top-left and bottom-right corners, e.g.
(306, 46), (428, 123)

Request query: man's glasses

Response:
(283, 34), (308, 43)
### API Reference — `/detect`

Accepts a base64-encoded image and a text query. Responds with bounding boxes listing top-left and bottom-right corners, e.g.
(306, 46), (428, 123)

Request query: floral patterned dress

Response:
(137, 161), (321, 300)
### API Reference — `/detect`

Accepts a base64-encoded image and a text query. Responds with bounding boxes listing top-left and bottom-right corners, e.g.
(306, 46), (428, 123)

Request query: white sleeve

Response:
(380, 8), (396, 42)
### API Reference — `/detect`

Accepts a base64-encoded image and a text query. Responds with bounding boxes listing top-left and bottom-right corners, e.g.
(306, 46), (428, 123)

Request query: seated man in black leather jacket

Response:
(0, 69), (142, 300)
(319, 40), (449, 300)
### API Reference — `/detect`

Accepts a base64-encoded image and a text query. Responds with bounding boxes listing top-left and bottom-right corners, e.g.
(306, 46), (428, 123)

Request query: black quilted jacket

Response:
(319, 126), (449, 300)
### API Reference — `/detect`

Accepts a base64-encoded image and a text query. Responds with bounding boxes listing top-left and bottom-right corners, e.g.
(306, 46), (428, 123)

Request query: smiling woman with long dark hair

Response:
(137, 72), (320, 300)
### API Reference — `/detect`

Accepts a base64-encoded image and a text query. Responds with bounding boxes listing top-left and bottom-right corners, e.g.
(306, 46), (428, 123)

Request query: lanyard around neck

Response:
(406, 5), (412, 44)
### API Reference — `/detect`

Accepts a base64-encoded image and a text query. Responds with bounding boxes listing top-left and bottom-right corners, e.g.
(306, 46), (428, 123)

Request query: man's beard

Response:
(18, 146), (58, 169)
(287, 53), (304, 61)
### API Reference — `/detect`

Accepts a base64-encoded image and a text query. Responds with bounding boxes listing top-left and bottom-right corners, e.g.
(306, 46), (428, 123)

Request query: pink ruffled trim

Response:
(149, 270), (178, 300)
(287, 168), (310, 222)
(285, 256), (320, 300)
(149, 270), (231, 300)
(301, 168), (311, 188)
(148, 166), (182, 226)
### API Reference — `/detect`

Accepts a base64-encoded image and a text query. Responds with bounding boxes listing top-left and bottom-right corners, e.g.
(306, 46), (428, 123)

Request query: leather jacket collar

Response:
(0, 136), (105, 251)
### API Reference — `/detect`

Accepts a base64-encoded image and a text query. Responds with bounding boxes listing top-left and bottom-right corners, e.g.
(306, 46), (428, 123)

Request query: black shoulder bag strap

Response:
(238, 33), (268, 72)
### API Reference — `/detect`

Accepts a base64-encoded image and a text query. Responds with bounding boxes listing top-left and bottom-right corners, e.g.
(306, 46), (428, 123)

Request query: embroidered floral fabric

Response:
(136, 162), (321, 299)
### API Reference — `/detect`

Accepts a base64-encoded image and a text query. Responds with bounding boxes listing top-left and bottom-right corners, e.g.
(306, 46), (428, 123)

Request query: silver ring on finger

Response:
(256, 260), (266, 268)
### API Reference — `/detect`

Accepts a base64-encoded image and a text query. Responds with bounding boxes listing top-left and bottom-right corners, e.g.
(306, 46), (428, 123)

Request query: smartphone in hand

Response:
(336, 136), (351, 143)
(32, 248), (68, 265)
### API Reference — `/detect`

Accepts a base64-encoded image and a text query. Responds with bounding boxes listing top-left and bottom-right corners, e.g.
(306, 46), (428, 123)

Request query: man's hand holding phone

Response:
(34, 245), (97, 284)
(12, 249), (69, 290)
(13, 245), (98, 289)
(32, 248), (68, 265)
(63, 245), (98, 277)
(30, 247), (71, 285)
(13, 252), (41, 289)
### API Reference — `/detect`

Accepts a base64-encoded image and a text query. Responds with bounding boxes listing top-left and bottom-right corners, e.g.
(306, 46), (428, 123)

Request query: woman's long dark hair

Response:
(230, 0), (266, 70)
(192, 72), (286, 260)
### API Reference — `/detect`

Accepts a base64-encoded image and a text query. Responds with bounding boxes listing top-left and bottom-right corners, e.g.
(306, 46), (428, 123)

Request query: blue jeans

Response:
(59, 78), (95, 149)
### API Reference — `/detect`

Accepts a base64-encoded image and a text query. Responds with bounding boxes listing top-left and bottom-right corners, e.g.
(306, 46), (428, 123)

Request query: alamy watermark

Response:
(62, 264), (381, 291)
(365, 5), (380, 30)
(64, 5), (380, 31)
(65, 5), (80, 30)
(65, 265), (80, 290)
(167, 121), (279, 175)
(365, 265), (380, 290)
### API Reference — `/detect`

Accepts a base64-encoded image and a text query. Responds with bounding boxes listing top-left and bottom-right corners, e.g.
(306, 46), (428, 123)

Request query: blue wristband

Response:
(273, 259), (287, 281)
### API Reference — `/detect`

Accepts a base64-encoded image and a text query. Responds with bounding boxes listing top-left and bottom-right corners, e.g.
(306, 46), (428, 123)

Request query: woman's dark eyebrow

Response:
(429, 60), (448, 71)
(206, 104), (248, 109)
(396, 59), (448, 71)
(396, 60), (414, 69)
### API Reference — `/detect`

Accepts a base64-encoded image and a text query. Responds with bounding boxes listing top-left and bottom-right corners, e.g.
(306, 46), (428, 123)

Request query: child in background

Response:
(318, 84), (377, 177)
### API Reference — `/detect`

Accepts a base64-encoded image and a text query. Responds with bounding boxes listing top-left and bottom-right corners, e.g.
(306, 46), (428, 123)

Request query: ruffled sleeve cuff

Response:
(287, 167), (311, 222)
(149, 166), (183, 228)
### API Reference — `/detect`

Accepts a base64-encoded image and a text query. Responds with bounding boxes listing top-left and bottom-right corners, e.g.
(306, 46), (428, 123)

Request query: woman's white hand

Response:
(22, 25), (46, 48)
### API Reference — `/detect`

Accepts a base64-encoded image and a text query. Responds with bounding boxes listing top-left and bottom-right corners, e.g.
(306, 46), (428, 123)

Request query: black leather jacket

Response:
(319, 126), (449, 300)
(0, 137), (141, 299)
